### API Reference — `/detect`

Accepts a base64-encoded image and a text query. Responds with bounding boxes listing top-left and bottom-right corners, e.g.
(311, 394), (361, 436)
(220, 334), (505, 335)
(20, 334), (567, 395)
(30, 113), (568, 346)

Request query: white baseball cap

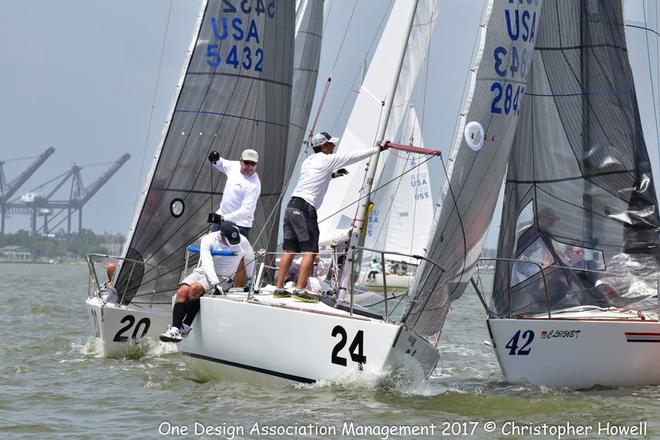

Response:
(311, 132), (340, 148)
(241, 149), (259, 163)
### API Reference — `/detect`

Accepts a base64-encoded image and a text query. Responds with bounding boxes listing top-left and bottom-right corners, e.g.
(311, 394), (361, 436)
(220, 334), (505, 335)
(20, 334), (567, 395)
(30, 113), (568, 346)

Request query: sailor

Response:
(207, 148), (261, 239)
(274, 131), (389, 302)
(159, 221), (255, 343)
(367, 258), (381, 282)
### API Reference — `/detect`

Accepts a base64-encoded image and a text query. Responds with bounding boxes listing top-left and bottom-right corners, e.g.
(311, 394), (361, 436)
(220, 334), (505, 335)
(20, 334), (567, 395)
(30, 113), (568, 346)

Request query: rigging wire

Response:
(132, 0), (175, 214)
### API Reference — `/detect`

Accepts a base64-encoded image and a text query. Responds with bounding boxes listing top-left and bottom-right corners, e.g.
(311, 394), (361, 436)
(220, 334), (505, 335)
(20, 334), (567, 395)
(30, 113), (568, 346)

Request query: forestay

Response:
(403, 0), (543, 346)
(116, 0), (294, 304)
(492, 0), (660, 317)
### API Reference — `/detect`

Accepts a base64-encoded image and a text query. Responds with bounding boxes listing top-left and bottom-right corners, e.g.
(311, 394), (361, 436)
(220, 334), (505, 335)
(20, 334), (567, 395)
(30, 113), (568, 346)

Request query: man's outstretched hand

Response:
(331, 168), (349, 179)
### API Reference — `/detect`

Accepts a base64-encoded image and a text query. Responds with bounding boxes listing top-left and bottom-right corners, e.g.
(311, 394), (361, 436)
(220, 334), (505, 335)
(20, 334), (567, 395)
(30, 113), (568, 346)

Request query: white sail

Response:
(366, 105), (433, 259)
(317, 0), (439, 242)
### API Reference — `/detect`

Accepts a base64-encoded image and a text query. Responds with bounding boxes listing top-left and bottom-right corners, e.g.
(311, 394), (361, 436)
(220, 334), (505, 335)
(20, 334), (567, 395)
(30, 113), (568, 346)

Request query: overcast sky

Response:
(0, 0), (483, 236)
(1, 0), (658, 250)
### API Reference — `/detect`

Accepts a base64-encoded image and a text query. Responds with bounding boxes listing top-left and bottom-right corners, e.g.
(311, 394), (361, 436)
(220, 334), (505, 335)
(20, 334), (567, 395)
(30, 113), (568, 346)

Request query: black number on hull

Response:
(331, 325), (367, 366)
(505, 329), (534, 355)
(113, 315), (151, 342)
(331, 325), (348, 366)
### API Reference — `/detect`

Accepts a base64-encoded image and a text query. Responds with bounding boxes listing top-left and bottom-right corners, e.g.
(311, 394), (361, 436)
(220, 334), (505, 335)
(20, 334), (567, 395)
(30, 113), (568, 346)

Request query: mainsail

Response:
(116, 0), (294, 304)
(492, 0), (660, 317)
(403, 0), (543, 346)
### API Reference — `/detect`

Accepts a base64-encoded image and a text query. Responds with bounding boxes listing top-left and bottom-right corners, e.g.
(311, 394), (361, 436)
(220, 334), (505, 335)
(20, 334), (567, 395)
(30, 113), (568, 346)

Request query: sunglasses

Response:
(242, 160), (257, 167)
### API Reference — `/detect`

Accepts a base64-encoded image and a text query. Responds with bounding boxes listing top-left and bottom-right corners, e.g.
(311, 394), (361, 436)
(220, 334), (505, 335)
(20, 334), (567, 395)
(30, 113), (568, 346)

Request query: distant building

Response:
(0, 245), (32, 261)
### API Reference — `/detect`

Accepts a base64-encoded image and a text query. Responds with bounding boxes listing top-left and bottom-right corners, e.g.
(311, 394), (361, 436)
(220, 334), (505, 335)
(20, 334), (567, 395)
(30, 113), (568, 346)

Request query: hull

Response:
(488, 310), (660, 388)
(362, 273), (413, 291)
(178, 294), (439, 383)
(86, 296), (170, 357)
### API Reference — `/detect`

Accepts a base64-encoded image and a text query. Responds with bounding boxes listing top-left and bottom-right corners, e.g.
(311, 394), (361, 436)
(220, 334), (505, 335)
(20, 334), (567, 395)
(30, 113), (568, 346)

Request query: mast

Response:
(338, 0), (420, 296)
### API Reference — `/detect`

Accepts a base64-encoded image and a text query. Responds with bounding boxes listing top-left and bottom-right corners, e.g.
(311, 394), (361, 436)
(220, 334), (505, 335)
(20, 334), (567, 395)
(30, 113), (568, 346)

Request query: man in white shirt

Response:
(160, 221), (255, 342)
(274, 131), (389, 301)
(208, 148), (261, 239)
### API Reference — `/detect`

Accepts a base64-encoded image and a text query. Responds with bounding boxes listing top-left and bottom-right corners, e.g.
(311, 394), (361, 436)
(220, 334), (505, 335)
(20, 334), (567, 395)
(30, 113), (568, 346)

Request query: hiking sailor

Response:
(159, 221), (255, 343)
(207, 148), (261, 239)
(274, 131), (389, 302)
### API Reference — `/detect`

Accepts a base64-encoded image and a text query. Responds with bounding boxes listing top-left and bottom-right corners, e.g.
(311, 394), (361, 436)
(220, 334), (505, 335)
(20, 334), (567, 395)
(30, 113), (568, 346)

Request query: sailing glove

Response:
(331, 168), (349, 178)
(378, 140), (391, 151)
(208, 151), (220, 163)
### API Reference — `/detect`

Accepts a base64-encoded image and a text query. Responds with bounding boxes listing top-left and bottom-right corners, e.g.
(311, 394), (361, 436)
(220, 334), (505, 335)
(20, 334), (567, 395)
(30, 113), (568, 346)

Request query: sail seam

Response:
(173, 110), (289, 128)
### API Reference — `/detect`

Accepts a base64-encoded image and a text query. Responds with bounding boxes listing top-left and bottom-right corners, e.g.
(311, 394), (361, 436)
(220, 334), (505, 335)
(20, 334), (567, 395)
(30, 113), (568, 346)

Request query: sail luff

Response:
(403, 0), (544, 345)
(122, 0), (209, 262)
(116, 0), (295, 304)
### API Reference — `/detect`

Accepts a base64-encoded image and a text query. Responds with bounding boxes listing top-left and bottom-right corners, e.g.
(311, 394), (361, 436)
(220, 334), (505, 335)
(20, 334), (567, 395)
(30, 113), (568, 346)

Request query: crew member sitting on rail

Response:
(159, 221), (254, 343)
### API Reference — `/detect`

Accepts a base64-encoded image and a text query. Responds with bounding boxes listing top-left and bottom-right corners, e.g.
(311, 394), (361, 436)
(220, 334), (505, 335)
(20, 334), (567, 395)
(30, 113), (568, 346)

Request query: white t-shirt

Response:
(213, 158), (261, 227)
(199, 231), (255, 286)
(291, 147), (379, 209)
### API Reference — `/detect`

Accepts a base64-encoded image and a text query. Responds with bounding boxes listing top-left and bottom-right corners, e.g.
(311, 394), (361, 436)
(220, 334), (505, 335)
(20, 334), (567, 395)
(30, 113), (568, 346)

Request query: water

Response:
(1, 263), (658, 439)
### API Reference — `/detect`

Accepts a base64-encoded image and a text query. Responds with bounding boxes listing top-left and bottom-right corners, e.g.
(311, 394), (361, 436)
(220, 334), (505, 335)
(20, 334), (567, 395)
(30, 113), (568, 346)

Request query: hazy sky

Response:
(0, 0), (484, 236)
(1, 0), (658, 251)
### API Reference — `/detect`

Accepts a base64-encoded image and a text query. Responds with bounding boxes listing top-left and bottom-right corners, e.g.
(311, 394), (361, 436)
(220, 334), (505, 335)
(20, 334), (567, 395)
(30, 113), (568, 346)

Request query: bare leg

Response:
(233, 257), (247, 287)
(296, 252), (316, 290)
(276, 252), (296, 289)
(105, 262), (118, 288)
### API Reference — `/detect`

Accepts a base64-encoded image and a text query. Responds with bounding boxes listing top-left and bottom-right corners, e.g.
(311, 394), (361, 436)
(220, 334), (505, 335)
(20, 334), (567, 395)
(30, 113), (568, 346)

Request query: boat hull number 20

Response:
(113, 315), (151, 342)
(331, 325), (367, 368)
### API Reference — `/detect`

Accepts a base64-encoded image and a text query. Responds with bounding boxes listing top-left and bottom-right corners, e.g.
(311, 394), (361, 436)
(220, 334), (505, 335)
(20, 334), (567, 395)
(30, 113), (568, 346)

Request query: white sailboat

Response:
(86, 0), (315, 356)
(178, 0), (441, 383)
(179, 0), (543, 383)
(482, 0), (660, 388)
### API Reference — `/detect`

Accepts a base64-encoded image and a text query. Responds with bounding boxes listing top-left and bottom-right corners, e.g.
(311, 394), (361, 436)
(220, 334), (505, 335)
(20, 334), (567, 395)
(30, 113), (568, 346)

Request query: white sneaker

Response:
(181, 323), (192, 337)
(159, 326), (182, 343)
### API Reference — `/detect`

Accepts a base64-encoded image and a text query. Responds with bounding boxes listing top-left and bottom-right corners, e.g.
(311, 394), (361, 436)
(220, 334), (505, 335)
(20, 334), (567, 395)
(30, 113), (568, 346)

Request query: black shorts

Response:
(283, 197), (319, 253)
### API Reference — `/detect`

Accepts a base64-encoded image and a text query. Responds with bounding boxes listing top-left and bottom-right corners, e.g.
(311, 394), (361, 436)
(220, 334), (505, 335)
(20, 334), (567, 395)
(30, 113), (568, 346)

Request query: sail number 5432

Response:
(331, 325), (367, 367)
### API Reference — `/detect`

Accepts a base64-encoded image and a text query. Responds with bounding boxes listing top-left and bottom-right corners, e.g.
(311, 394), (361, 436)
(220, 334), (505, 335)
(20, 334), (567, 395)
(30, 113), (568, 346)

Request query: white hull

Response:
(178, 292), (439, 383)
(488, 309), (660, 388)
(362, 273), (413, 290)
(86, 296), (170, 357)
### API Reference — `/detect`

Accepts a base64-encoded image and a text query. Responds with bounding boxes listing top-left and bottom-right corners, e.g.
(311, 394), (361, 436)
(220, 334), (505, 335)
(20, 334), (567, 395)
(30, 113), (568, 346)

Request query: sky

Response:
(0, 0), (659, 250)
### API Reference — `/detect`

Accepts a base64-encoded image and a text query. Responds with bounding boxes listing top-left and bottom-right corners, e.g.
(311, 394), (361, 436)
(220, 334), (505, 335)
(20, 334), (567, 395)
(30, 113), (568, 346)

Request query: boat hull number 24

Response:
(331, 325), (367, 369)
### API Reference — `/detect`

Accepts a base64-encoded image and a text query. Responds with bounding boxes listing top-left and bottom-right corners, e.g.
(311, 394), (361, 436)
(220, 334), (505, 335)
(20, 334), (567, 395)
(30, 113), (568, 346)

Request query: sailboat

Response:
(85, 0), (303, 356)
(177, 0), (542, 383)
(482, 0), (660, 388)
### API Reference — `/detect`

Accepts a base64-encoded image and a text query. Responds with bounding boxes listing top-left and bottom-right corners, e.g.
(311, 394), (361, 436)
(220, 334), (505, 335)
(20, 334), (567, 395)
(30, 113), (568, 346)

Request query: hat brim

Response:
(328, 136), (339, 144)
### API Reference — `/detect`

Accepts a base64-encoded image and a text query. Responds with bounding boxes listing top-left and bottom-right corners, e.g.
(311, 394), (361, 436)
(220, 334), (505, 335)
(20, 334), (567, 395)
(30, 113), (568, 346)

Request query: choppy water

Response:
(1, 263), (659, 439)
